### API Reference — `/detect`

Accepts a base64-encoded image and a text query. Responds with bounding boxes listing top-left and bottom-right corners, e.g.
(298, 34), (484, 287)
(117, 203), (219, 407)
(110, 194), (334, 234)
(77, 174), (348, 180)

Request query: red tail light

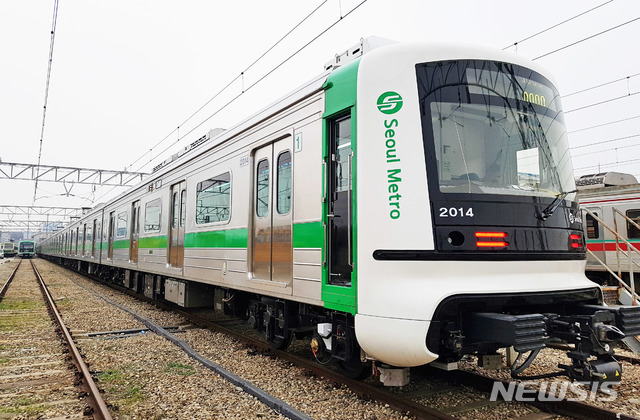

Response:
(476, 241), (509, 248)
(475, 232), (509, 248)
(475, 232), (508, 238)
(569, 233), (583, 249)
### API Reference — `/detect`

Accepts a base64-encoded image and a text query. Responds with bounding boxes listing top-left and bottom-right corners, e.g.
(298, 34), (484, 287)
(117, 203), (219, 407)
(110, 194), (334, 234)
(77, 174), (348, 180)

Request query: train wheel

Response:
(265, 312), (293, 350)
(337, 355), (371, 380)
(335, 326), (370, 380)
(266, 328), (293, 350)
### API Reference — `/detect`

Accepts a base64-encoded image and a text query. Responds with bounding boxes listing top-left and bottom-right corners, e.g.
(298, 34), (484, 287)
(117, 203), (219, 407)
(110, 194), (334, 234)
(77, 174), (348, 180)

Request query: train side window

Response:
(277, 151), (292, 214)
(180, 190), (186, 228)
(117, 211), (128, 237)
(144, 198), (162, 232)
(627, 209), (640, 239)
(172, 192), (179, 229)
(586, 213), (599, 239)
(196, 172), (231, 224)
(256, 159), (270, 217)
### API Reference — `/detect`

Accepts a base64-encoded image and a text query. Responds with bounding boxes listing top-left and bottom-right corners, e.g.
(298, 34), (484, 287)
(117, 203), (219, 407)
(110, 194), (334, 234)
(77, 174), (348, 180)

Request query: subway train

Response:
(38, 38), (640, 384)
(577, 172), (640, 288)
(17, 240), (36, 258)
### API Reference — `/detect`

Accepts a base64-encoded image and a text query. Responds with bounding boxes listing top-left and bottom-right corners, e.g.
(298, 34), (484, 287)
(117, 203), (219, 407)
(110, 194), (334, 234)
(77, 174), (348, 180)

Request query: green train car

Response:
(18, 240), (36, 258)
(1, 242), (16, 258)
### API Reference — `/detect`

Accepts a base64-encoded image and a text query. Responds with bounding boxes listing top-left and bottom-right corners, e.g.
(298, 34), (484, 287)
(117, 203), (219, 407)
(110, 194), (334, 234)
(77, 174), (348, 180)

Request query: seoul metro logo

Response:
(377, 91), (403, 114)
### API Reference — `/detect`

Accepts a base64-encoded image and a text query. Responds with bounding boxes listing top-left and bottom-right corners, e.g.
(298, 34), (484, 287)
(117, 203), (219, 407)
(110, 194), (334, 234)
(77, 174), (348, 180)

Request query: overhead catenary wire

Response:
(563, 72), (640, 98)
(123, 0), (329, 173)
(83, 0), (369, 206)
(571, 141), (640, 158)
(502, 0), (613, 51)
(569, 133), (640, 151)
(33, 0), (60, 204)
(568, 114), (640, 134)
(163, 0), (370, 156)
(575, 157), (640, 172)
(564, 91), (640, 113)
(533, 16), (640, 60)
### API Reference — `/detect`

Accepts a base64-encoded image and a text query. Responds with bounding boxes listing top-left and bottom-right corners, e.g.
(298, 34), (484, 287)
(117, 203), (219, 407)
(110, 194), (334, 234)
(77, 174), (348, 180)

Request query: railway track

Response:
(60, 262), (640, 420)
(31, 257), (640, 419)
(0, 258), (111, 419)
(185, 311), (640, 420)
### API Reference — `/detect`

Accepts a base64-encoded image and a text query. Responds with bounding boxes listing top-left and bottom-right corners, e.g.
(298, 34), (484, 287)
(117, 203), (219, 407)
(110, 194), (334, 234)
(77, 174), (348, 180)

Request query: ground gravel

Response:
(35, 259), (412, 419)
(30, 258), (640, 418)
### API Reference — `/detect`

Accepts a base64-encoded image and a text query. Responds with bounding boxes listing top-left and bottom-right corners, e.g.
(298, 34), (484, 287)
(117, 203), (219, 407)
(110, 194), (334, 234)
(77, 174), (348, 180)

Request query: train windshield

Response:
(20, 242), (34, 252)
(417, 60), (575, 201)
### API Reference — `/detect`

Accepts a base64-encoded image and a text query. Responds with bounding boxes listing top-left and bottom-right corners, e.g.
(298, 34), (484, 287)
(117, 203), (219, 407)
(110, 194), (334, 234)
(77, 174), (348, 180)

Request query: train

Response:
(17, 240), (36, 258)
(37, 37), (640, 385)
(577, 172), (640, 291)
(1, 242), (16, 258)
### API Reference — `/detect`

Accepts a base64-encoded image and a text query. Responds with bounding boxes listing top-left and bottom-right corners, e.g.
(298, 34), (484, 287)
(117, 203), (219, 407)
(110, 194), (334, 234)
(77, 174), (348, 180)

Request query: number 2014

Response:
(439, 207), (474, 218)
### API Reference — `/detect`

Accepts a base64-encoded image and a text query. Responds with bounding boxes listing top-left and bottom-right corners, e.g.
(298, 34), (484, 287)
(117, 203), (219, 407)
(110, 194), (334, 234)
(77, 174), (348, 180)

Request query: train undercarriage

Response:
(47, 255), (640, 385)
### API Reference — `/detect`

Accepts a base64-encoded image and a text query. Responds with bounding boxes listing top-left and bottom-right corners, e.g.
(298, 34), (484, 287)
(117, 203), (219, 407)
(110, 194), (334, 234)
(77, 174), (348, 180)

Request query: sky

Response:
(1, 0), (639, 228)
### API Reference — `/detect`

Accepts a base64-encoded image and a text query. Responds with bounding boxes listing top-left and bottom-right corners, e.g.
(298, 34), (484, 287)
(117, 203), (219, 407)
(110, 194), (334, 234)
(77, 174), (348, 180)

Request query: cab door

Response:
(252, 138), (293, 283)
(168, 181), (186, 269)
(327, 115), (353, 286)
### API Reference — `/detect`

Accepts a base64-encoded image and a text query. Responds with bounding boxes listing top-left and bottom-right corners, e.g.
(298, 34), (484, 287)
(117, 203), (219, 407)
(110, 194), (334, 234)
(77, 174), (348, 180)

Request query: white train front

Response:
(38, 38), (640, 384)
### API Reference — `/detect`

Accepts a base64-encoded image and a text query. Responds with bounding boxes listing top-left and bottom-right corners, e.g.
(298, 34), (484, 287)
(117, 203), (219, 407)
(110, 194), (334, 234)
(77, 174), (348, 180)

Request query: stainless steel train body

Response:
(38, 39), (640, 383)
(577, 172), (640, 286)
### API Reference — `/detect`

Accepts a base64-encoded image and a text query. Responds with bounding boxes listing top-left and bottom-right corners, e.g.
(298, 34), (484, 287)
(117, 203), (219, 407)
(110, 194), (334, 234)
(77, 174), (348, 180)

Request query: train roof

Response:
(576, 172), (639, 190)
(56, 38), (561, 234)
(577, 172), (640, 201)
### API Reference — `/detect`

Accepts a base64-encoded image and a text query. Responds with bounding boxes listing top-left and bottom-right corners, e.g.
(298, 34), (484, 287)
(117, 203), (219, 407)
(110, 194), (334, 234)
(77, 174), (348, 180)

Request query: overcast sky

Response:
(1, 0), (639, 217)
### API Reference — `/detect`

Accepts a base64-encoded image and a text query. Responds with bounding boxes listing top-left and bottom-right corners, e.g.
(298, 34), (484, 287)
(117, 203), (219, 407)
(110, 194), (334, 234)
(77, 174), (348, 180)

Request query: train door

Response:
(327, 115), (353, 286)
(130, 201), (140, 263)
(252, 138), (293, 283)
(108, 211), (115, 260)
(82, 224), (87, 256)
(168, 181), (186, 269)
(91, 219), (97, 258)
(585, 206), (606, 266)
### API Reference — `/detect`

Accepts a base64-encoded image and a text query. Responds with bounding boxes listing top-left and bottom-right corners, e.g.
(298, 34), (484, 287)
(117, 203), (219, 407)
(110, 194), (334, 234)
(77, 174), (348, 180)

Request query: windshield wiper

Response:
(537, 189), (578, 221)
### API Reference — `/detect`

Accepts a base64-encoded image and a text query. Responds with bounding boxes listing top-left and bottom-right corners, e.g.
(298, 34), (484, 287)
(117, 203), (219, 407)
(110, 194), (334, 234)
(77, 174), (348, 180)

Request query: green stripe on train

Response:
(185, 229), (248, 248)
(293, 222), (323, 248)
(113, 240), (130, 249)
(121, 222), (323, 250)
(139, 236), (168, 248)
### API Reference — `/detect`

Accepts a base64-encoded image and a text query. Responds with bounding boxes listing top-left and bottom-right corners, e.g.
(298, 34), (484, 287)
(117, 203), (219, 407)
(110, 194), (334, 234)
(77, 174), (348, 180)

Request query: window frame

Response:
(276, 150), (292, 215)
(116, 211), (128, 238)
(195, 171), (232, 226)
(626, 209), (640, 239)
(256, 159), (270, 218)
(586, 213), (600, 239)
(144, 198), (163, 233)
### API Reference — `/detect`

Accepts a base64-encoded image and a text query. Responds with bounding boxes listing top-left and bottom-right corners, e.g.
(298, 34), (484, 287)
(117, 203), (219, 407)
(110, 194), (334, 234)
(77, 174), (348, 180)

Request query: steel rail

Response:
(46, 257), (640, 420)
(422, 366), (640, 420)
(75, 270), (455, 420)
(0, 258), (21, 300)
(29, 260), (113, 420)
